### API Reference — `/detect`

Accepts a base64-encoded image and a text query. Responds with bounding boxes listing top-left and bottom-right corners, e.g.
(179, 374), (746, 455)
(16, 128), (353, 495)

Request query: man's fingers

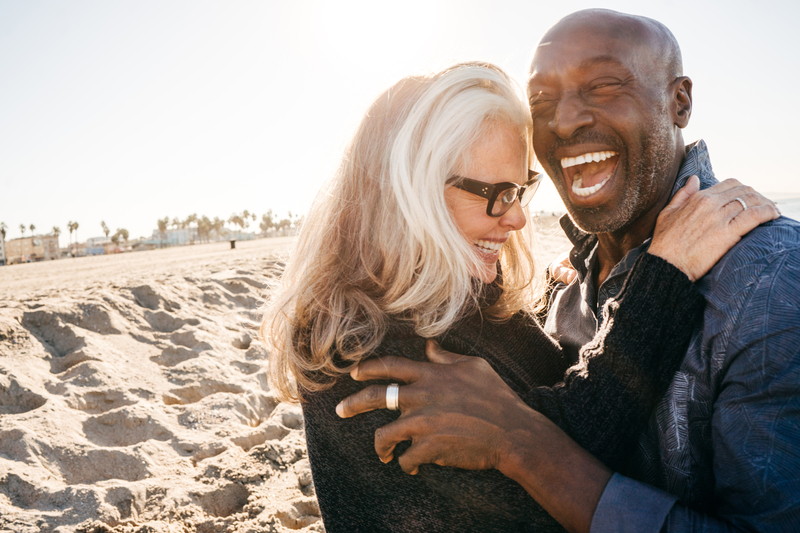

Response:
(336, 384), (396, 418)
(351, 355), (426, 382)
(425, 339), (464, 365)
(373, 418), (420, 463)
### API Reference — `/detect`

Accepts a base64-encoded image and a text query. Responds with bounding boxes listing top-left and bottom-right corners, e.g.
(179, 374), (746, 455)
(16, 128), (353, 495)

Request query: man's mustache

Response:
(545, 133), (624, 167)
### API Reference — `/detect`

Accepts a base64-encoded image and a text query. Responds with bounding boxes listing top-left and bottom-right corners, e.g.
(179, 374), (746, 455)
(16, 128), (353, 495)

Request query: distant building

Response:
(150, 227), (199, 247)
(5, 235), (60, 264)
(86, 236), (111, 255)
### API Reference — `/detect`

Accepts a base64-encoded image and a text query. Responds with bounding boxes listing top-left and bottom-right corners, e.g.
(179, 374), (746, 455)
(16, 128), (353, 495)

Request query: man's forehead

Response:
(529, 12), (656, 77)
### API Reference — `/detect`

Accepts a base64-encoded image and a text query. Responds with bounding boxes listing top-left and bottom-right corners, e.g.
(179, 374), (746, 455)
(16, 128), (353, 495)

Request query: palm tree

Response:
(212, 217), (225, 240)
(101, 221), (109, 239)
(67, 221), (79, 257)
(198, 216), (211, 243)
(260, 210), (275, 236)
(157, 217), (169, 247)
(29, 223), (35, 237)
(67, 221), (74, 251)
(0, 222), (7, 240)
(19, 224), (25, 259)
(52, 226), (60, 238)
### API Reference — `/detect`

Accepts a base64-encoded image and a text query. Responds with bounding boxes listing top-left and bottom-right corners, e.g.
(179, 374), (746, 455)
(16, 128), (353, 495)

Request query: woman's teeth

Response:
(572, 174), (611, 197)
(475, 240), (502, 254)
(560, 150), (617, 169)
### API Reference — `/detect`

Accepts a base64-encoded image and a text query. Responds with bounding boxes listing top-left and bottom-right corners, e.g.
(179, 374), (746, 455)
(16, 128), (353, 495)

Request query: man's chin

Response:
(564, 204), (632, 235)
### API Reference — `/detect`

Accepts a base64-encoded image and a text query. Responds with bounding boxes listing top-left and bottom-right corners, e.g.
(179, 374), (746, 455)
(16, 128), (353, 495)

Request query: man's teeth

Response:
(560, 151), (617, 169)
(475, 240), (503, 254)
(572, 174), (611, 197)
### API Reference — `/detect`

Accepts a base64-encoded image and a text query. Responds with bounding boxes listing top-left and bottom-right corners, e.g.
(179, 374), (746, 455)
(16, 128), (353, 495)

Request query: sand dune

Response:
(0, 220), (570, 533)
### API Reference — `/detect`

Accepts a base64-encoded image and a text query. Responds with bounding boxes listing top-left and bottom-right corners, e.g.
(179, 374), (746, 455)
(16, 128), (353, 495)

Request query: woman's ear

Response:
(672, 76), (693, 129)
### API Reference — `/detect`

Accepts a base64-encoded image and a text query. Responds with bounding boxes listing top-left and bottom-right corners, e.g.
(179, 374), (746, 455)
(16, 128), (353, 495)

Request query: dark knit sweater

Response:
(302, 253), (705, 532)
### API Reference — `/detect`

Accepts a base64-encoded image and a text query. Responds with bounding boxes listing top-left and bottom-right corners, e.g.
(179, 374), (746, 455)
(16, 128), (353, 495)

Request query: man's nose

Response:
(549, 92), (594, 139)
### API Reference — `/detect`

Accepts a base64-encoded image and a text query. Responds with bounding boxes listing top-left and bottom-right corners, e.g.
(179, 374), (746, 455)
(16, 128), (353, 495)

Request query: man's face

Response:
(528, 22), (677, 234)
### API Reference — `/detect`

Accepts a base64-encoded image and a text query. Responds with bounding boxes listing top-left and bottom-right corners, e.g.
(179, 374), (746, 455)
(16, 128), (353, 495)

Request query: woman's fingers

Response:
(548, 250), (576, 285)
(664, 174), (700, 211)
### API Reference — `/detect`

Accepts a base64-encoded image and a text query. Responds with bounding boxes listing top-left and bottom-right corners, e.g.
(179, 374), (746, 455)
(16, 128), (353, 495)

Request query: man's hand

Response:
(649, 176), (780, 281)
(337, 340), (613, 533)
(336, 339), (536, 475)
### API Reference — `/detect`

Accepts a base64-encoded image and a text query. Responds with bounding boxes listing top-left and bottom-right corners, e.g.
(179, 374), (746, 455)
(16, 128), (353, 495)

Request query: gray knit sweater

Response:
(302, 253), (704, 532)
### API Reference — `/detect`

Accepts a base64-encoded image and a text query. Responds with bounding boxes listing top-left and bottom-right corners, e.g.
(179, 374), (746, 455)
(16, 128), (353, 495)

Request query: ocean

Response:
(776, 197), (800, 223)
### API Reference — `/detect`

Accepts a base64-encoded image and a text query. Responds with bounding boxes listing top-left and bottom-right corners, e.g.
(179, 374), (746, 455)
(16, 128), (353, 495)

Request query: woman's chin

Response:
(477, 264), (498, 284)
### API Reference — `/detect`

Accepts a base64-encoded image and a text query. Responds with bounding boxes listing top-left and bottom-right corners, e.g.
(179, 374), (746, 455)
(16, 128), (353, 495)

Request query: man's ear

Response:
(672, 76), (692, 129)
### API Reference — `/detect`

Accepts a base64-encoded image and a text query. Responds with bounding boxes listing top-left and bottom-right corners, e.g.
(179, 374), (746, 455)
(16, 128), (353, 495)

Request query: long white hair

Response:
(262, 62), (542, 402)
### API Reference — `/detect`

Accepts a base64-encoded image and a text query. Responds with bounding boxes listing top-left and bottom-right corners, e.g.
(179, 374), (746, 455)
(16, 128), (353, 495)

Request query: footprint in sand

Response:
(0, 375), (47, 415)
(82, 406), (173, 447)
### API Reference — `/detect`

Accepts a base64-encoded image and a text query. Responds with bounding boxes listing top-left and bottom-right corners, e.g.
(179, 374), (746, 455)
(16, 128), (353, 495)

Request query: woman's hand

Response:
(549, 250), (577, 285)
(648, 176), (780, 281)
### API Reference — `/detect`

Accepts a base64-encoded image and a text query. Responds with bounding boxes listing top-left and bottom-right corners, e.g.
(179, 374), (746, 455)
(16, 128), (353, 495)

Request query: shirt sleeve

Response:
(522, 253), (705, 471)
(590, 474), (677, 533)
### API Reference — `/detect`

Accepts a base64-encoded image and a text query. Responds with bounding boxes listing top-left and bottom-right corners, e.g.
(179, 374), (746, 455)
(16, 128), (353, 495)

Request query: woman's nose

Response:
(500, 199), (527, 231)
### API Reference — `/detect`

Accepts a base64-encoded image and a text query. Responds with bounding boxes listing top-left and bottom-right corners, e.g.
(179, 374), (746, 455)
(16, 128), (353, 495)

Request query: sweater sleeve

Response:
(521, 252), (705, 471)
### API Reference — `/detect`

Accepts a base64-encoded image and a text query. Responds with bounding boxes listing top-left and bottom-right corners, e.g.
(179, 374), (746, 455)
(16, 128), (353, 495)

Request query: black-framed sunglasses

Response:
(447, 169), (542, 217)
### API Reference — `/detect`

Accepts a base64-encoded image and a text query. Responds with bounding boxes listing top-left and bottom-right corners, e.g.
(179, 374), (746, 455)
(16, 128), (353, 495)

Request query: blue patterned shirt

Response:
(545, 140), (800, 532)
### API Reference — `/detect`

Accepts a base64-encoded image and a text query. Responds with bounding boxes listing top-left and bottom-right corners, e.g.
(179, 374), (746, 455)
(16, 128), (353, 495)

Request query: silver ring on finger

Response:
(734, 197), (748, 211)
(386, 383), (400, 411)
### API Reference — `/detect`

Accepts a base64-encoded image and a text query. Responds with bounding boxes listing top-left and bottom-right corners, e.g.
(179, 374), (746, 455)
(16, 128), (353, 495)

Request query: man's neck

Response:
(592, 157), (685, 288)
(593, 207), (664, 288)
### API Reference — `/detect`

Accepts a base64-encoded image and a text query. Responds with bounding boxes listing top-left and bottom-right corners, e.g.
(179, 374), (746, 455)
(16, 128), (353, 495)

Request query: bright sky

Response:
(1, 0), (798, 241)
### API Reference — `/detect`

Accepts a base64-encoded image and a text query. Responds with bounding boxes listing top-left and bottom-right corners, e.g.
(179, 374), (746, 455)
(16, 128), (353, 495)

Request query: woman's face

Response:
(445, 121), (528, 284)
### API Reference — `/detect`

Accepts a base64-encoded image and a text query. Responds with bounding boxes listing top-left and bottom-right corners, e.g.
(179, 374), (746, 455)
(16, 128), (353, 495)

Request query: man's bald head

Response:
(526, 9), (693, 237)
(534, 9), (683, 86)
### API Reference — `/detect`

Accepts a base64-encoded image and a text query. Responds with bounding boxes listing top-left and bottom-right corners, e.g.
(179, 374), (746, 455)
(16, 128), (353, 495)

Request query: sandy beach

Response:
(0, 218), (570, 533)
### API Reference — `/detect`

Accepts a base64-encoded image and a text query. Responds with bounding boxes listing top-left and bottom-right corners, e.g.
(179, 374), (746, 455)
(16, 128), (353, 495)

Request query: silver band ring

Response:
(386, 383), (400, 411)
(734, 197), (748, 211)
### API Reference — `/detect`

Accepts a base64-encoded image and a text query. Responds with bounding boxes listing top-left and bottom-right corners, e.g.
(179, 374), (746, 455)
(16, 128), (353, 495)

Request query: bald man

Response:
(339, 9), (800, 533)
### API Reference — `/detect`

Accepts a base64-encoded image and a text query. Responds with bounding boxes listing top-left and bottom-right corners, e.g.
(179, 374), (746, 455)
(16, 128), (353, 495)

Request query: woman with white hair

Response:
(261, 62), (776, 532)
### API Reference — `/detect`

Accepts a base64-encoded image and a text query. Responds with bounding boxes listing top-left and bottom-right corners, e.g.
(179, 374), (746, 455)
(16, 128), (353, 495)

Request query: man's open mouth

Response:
(561, 151), (619, 198)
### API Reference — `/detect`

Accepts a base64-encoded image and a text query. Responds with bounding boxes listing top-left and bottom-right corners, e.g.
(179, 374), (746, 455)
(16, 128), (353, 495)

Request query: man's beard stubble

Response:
(548, 115), (676, 235)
